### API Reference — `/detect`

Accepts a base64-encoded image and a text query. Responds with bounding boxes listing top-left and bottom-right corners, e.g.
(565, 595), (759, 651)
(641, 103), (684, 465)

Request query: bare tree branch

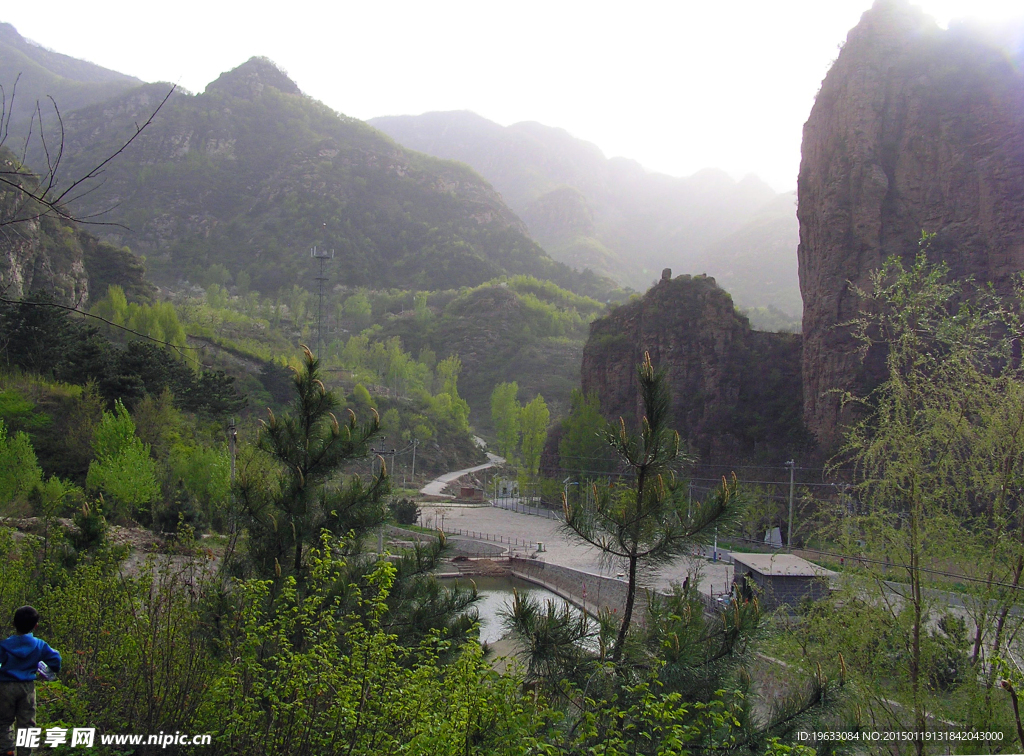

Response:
(0, 82), (176, 229)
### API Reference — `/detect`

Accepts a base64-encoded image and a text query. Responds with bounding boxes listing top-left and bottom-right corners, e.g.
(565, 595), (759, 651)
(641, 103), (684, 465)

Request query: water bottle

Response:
(36, 661), (56, 682)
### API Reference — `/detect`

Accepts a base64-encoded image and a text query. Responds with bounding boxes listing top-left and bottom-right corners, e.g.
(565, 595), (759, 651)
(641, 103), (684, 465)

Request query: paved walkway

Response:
(419, 452), (505, 497)
(418, 501), (734, 597)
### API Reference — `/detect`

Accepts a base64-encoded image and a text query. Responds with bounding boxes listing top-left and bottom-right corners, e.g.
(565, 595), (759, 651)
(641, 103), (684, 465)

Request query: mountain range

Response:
(2, 22), (800, 319)
(370, 111), (801, 315)
(0, 22), (141, 127)
(12, 56), (613, 299)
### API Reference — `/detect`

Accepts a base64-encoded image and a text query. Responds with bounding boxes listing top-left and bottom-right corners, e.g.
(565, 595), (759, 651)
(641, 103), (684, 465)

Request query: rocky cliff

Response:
(580, 273), (807, 462)
(798, 0), (1024, 446)
(0, 148), (152, 305)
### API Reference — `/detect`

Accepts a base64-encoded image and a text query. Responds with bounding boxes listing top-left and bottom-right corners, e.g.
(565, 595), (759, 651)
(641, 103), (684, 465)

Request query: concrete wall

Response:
(509, 557), (669, 624)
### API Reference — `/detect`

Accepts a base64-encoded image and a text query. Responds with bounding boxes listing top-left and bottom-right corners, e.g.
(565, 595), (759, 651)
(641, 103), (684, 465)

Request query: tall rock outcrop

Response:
(798, 0), (1024, 446)
(580, 274), (807, 462)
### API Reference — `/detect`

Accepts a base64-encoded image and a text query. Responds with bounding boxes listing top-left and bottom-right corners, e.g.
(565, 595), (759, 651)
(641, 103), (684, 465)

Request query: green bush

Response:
(389, 497), (419, 525)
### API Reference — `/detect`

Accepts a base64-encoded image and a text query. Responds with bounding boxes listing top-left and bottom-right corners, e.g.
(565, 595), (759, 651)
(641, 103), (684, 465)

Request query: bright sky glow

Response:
(3, 0), (1022, 192)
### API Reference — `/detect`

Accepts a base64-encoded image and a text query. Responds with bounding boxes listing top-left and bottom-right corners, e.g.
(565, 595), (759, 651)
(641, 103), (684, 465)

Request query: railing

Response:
(440, 526), (536, 550)
(489, 496), (562, 520)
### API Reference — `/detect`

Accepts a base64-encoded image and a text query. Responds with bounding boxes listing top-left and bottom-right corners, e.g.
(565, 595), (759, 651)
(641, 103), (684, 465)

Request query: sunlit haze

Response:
(4, 0), (1022, 192)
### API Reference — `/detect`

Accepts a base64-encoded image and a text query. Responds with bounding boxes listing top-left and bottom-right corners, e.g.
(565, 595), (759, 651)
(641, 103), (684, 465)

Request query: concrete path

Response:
(419, 452), (505, 497)
(418, 443), (732, 595)
(418, 501), (734, 597)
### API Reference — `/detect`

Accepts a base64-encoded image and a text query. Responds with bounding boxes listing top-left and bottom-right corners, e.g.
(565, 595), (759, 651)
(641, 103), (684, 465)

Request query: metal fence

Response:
(440, 526), (537, 550)
(490, 496), (562, 520)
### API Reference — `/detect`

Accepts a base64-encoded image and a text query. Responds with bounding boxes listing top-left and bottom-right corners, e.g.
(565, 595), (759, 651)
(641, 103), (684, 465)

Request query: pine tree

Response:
(565, 352), (738, 662)
(505, 352), (846, 752)
(238, 346), (389, 575)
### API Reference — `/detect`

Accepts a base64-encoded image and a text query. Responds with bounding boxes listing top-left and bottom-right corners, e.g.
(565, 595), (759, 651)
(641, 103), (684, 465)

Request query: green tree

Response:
(414, 290), (431, 323)
(170, 444), (231, 528)
(352, 383), (375, 410)
(343, 290), (372, 330)
(0, 418), (42, 510)
(828, 252), (1023, 747)
(380, 407), (401, 440)
(85, 400), (159, 519)
(205, 263), (232, 288)
(558, 389), (613, 483)
(519, 394), (549, 477)
(565, 352), (738, 662)
(435, 355), (470, 432)
(490, 381), (520, 461)
(206, 283), (229, 309)
(238, 346), (389, 575)
(90, 284), (129, 326)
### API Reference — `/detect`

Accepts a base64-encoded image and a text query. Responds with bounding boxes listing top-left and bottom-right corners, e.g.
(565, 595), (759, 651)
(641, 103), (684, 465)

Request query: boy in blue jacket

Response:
(0, 606), (61, 756)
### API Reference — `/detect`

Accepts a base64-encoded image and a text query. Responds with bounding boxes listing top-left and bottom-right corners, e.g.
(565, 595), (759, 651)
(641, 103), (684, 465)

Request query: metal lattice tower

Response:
(310, 245), (334, 360)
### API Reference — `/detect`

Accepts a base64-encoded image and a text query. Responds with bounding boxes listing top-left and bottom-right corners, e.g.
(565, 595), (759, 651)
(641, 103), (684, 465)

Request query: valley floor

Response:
(417, 501), (734, 598)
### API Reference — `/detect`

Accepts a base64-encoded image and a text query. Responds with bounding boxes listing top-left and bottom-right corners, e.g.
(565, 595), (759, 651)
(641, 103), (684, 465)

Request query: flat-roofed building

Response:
(731, 553), (835, 610)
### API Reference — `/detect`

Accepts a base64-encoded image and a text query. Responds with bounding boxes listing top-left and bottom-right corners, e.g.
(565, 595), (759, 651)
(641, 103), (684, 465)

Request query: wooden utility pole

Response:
(786, 459), (795, 547)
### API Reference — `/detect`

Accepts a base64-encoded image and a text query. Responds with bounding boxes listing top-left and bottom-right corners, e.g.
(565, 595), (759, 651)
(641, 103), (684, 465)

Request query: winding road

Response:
(419, 448), (505, 497)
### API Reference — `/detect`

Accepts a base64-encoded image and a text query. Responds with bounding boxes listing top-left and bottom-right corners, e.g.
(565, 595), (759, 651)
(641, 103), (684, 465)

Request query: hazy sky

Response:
(4, 0), (1022, 191)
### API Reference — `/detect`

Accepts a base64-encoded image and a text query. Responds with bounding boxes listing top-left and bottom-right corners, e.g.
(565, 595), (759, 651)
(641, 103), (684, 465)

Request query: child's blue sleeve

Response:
(40, 641), (61, 673)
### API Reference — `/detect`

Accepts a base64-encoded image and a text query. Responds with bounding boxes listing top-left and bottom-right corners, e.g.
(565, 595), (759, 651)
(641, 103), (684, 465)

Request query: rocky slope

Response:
(0, 147), (151, 305)
(798, 0), (1024, 446)
(31, 59), (610, 298)
(370, 111), (799, 313)
(580, 272), (808, 462)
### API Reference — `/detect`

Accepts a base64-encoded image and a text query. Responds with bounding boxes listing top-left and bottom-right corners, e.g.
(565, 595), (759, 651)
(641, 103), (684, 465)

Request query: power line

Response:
(0, 295), (205, 368)
(553, 453), (854, 476)
(766, 540), (1024, 592)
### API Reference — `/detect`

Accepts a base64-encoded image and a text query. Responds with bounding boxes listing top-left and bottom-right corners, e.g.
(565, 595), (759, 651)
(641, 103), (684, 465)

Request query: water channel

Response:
(445, 575), (591, 644)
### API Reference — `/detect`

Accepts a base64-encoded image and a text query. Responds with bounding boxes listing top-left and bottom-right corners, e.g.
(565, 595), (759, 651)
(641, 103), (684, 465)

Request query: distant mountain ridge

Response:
(370, 110), (801, 315)
(0, 22), (142, 126)
(21, 57), (610, 297)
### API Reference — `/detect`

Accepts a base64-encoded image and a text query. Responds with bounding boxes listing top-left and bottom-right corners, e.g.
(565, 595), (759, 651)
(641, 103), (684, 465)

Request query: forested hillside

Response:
(31, 58), (614, 299)
(0, 22), (141, 128)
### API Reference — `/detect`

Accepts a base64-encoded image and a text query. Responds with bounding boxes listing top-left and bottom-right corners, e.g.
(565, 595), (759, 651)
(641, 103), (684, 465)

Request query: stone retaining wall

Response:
(509, 557), (668, 624)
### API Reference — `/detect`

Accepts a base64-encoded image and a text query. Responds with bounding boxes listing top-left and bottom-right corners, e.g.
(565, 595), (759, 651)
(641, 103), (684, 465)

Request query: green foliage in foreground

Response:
(0, 417), (42, 507)
(0, 527), (813, 756)
(207, 539), (538, 756)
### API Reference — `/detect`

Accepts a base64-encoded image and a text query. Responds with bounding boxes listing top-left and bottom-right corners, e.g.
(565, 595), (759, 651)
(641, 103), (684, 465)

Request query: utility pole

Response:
(372, 436), (396, 478)
(786, 459), (795, 548)
(224, 418), (240, 564)
(228, 418), (237, 485)
(310, 244), (334, 360)
(411, 437), (417, 482)
(372, 435), (395, 554)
